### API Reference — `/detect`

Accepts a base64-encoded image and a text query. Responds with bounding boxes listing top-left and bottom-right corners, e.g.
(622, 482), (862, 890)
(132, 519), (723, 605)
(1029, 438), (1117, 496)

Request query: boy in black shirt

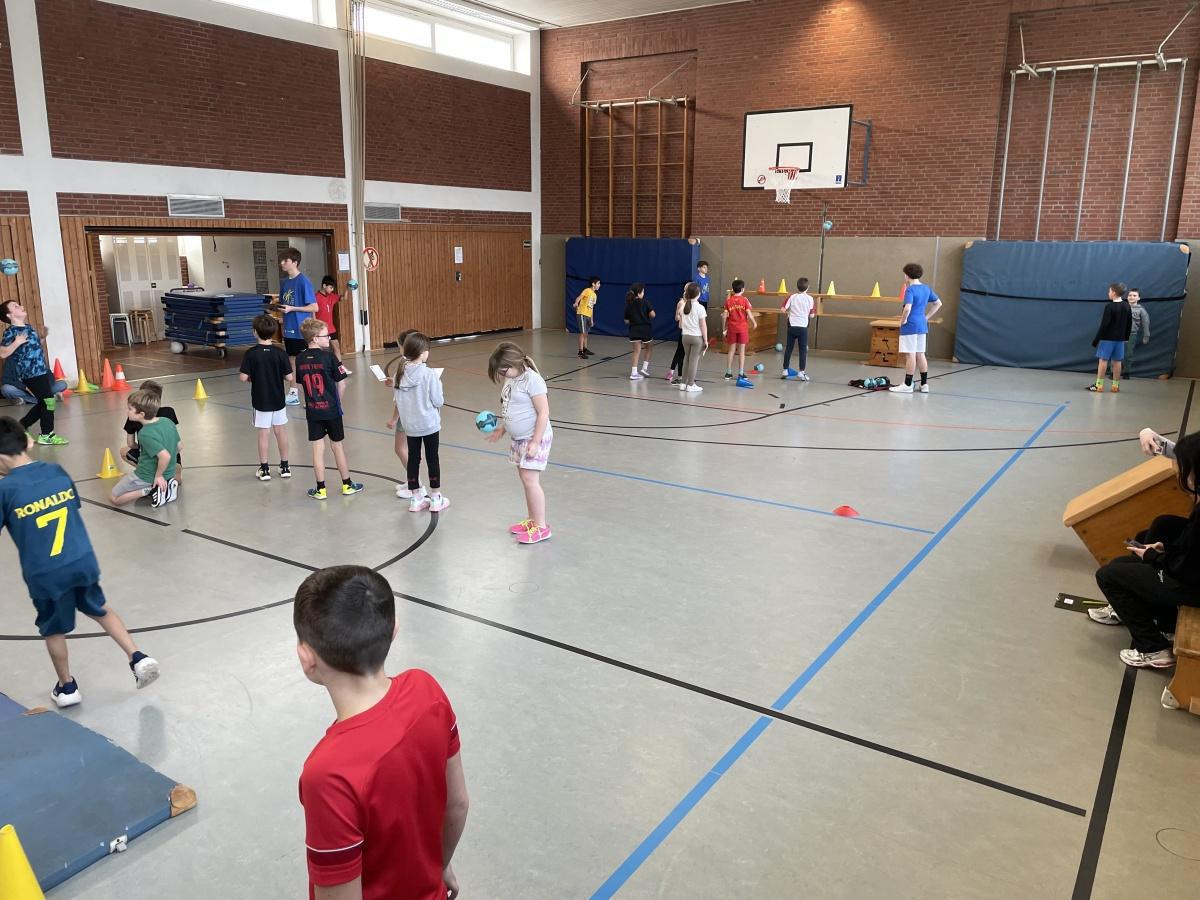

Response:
(239, 315), (294, 481)
(296, 317), (362, 500)
(121, 379), (182, 493)
(1090, 282), (1132, 393)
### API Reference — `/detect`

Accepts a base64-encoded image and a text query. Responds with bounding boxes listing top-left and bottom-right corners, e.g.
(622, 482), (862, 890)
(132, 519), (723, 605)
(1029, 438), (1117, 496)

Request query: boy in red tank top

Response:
(296, 566), (469, 900)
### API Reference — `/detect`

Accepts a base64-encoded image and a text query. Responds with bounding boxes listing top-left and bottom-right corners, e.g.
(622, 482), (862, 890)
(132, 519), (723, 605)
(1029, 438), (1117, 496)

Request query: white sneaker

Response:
(797, 372), (811, 382)
(1119, 647), (1175, 668)
(429, 493), (450, 513)
(285, 387), (301, 406)
(686, 384), (703, 393)
(678, 382), (687, 392)
(889, 384), (914, 393)
(131, 654), (160, 689)
(397, 484), (425, 499)
(341, 367), (353, 375)
(166, 478), (179, 504)
(409, 493), (431, 512)
(51, 679), (82, 708)
(641, 366), (651, 377)
(919, 383), (929, 393)
(1087, 605), (1122, 625)
(630, 372), (644, 381)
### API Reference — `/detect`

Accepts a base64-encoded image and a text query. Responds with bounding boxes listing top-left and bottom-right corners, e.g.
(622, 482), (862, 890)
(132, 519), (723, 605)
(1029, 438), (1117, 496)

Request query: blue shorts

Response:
(1096, 340), (1125, 361)
(33, 583), (108, 637)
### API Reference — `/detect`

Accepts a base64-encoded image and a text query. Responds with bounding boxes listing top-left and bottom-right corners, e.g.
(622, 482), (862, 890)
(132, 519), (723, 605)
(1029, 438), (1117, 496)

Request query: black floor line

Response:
(372, 515), (439, 572)
(546, 349), (634, 382)
(79, 496), (171, 526)
(391, 589), (1086, 818)
(2, 498), (1086, 816)
(1179, 378), (1196, 438)
(1071, 665), (1137, 898)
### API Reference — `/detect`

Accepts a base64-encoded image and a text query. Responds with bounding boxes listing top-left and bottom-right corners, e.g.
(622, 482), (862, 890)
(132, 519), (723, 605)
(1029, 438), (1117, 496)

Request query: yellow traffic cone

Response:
(777, 278), (788, 295)
(77, 369), (96, 394)
(193, 379), (208, 401)
(826, 281), (836, 296)
(0, 824), (45, 899)
(97, 448), (121, 478)
(871, 282), (881, 298)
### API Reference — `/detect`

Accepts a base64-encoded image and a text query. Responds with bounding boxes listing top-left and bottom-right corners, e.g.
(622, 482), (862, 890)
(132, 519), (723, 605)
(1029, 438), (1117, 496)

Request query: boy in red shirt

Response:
(296, 565), (469, 900)
(316, 276), (349, 373)
(721, 278), (758, 381)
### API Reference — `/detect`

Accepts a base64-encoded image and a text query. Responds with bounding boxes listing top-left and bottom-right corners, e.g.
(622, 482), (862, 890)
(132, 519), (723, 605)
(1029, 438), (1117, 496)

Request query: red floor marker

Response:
(833, 505), (860, 517)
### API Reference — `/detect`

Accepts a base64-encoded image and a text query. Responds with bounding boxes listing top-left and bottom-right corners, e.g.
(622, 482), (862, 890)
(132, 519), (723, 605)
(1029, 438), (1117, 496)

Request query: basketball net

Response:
(764, 167), (800, 204)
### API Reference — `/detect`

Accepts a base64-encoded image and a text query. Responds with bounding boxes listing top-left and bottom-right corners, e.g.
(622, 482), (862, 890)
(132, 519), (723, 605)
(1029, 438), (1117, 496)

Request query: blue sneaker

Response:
(735, 376), (755, 388)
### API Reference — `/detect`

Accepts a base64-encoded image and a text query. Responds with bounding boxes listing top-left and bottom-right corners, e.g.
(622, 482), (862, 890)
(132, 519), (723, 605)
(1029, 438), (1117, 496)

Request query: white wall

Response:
(0, 0), (541, 379)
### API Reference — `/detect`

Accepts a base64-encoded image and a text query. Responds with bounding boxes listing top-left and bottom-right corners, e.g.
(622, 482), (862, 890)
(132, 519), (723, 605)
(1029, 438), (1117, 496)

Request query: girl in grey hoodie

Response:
(394, 332), (448, 513)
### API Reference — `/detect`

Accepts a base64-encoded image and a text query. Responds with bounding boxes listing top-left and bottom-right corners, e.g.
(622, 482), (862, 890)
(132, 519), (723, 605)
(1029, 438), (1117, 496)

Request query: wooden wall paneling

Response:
(0, 217), (44, 328)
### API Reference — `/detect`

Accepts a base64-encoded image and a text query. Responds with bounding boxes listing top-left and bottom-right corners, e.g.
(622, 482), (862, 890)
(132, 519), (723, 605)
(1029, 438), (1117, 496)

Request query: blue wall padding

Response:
(954, 241), (1189, 375)
(0, 711), (181, 890)
(565, 238), (699, 340)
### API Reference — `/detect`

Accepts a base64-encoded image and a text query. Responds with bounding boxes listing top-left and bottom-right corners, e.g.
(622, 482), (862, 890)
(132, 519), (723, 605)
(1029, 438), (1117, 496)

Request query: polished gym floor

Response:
(2, 330), (1197, 899)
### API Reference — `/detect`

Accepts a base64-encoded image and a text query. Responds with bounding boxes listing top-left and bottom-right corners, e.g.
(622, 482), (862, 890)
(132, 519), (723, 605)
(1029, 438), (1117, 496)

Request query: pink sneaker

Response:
(509, 518), (533, 534)
(516, 524), (552, 544)
(666, 370), (677, 384)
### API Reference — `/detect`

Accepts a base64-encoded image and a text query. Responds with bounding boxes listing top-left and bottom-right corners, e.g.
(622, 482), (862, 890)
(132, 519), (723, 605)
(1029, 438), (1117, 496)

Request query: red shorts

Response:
(725, 327), (749, 345)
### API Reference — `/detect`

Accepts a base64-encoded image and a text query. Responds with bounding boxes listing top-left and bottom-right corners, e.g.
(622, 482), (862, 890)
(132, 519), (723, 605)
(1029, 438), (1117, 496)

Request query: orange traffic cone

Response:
(113, 364), (130, 392)
(756, 278), (767, 294)
(52, 358), (66, 381)
(60, 388), (73, 399)
(100, 359), (115, 390)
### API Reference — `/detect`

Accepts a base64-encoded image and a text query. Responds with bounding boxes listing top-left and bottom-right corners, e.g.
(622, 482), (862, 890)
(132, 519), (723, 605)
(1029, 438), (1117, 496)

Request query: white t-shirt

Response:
(501, 369), (552, 440)
(678, 300), (706, 337)
(784, 292), (814, 327)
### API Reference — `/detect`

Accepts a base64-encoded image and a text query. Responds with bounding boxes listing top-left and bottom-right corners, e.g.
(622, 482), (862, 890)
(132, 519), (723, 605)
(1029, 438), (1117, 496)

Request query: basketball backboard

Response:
(742, 104), (852, 191)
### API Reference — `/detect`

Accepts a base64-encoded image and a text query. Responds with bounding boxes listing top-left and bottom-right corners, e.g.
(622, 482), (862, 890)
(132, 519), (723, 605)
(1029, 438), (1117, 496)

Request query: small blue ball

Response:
(347, 278), (359, 290)
(0, 258), (18, 276)
(753, 363), (765, 372)
(475, 410), (499, 433)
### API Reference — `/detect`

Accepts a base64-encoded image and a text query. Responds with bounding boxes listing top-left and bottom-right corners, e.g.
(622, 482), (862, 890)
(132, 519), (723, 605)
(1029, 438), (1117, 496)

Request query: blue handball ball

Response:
(347, 278), (359, 290)
(475, 410), (499, 434)
(753, 363), (765, 372)
(0, 258), (18, 277)
(775, 343), (783, 351)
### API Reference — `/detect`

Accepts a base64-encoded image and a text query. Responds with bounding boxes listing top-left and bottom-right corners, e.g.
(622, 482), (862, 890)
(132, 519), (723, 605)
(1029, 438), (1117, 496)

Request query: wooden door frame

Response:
(61, 216), (350, 380)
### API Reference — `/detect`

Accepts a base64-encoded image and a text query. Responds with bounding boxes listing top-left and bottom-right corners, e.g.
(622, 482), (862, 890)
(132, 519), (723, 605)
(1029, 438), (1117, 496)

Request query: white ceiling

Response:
(479, 0), (744, 28)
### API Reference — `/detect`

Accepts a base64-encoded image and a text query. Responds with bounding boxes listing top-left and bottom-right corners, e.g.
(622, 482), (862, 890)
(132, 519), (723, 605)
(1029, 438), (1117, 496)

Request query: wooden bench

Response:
(1062, 456), (1193, 565)
(1164, 605), (1200, 715)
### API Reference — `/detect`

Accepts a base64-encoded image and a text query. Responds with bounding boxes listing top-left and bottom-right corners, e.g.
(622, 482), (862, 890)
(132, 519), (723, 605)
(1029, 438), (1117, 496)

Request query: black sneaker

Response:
(279, 463), (292, 479)
(578, 351), (587, 359)
(257, 465), (271, 482)
(150, 483), (166, 508)
(583, 348), (596, 356)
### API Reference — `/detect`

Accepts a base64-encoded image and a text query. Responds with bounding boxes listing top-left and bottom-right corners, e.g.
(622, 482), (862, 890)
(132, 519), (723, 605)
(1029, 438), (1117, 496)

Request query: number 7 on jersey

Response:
(36, 507), (69, 557)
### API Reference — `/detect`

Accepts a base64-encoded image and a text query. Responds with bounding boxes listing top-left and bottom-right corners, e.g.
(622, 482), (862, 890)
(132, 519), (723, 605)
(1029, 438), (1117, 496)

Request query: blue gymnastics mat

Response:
(0, 705), (196, 891)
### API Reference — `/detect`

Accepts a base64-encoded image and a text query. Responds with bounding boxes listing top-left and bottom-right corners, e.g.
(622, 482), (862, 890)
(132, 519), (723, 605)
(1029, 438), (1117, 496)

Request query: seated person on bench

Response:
(2, 353), (66, 404)
(1086, 433), (1200, 669)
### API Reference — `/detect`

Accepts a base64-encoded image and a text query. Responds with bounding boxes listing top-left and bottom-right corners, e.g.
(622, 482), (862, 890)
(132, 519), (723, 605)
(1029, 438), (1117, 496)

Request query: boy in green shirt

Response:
(111, 388), (181, 508)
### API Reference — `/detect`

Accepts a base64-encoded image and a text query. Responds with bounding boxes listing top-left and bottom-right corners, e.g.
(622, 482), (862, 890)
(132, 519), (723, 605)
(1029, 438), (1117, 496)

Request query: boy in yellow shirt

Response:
(573, 276), (600, 359)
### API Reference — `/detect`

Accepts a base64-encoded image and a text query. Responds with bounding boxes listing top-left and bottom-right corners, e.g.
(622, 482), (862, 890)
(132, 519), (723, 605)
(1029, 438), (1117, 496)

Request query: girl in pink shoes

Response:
(486, 342), (552, 544)
(393, 332), (449, 513)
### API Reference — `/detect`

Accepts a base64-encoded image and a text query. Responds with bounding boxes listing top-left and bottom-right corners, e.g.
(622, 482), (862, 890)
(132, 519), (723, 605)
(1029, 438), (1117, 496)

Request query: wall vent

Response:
(365, 203), (403, 222)
(167, 195), (225, 218)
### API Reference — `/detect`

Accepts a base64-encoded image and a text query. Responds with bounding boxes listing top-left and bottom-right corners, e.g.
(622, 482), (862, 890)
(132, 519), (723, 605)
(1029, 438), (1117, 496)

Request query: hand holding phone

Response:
(1125, 539), (1146, 549)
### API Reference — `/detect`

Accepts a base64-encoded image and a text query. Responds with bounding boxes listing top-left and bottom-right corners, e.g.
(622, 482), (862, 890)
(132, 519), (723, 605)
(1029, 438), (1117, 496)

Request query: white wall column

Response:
(6, 0), (76, 378)
(529, 31), (542, 329)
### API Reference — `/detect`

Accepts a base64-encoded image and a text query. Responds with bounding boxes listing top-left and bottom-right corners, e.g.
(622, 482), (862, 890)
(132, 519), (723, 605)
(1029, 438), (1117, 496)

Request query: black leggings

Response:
(406, 432), (441, 490)
(1094, 515), (1193, 652)
(670, 339), (686, 373)
(19, 372), (54, 435)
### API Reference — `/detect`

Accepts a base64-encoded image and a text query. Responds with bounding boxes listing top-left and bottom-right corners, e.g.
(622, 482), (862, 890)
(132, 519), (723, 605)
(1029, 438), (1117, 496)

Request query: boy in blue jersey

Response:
(0, 417), (159, 707)
(0, 300), (68, 445)
(278, 248), (318, 406)
(889, 262), (942, 394)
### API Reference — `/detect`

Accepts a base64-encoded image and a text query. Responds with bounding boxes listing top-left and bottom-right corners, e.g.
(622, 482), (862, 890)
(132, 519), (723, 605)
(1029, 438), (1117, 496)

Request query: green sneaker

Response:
(36, 432), (69, 446)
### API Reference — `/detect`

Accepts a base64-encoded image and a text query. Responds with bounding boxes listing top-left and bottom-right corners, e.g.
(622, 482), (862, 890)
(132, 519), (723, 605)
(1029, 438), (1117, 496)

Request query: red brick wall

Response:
(55, 194), (346, 220)
(542, 0), (1200, 239)
(0, 4), (20, 154)
(365, 58), (531, 191)
(40, 0), (343, 177)
(0, 191), (29, 215)
(989, 1), (1200, 241)
(403, 208), (531, 225)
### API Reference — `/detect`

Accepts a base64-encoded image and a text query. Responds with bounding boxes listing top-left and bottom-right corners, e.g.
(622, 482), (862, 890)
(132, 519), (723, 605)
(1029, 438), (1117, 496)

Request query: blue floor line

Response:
(591, 402), (1067, 898)
(206, 398), (935, 536)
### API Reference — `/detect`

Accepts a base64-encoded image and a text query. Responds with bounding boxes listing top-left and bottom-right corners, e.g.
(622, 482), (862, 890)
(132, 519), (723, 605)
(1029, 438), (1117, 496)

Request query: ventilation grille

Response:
(167, 195), (225, 218)
(365, 203), (403, 222)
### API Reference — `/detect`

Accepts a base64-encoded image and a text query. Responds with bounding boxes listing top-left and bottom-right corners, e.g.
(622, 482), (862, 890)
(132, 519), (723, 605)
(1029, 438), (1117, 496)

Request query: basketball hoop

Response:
(760, 166), (801, 204)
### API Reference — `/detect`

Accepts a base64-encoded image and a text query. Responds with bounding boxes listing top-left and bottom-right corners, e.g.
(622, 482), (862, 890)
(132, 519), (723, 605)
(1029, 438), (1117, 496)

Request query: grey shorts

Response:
(578, 314), (592, 335)
(112, 473), (152, 500)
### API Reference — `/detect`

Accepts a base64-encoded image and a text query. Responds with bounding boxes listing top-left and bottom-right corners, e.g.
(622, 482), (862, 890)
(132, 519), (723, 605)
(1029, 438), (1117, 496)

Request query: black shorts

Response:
(284, 337), (307, 357)
(307, 416), (345, 442)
